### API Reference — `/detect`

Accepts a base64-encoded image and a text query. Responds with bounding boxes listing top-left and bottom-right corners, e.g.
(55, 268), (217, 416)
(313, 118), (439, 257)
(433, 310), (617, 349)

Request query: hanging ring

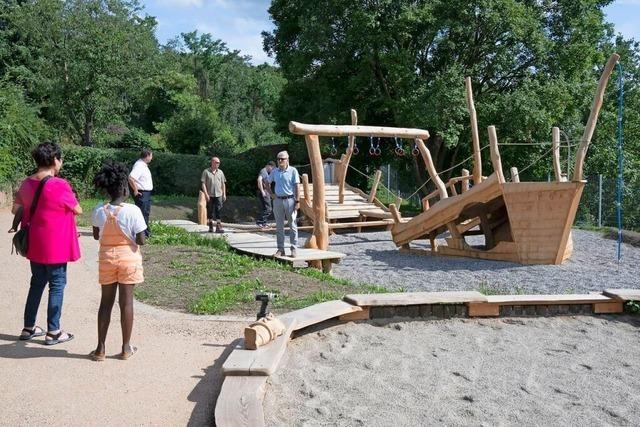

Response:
(353, 144), (359, 155)
(369, 146), (377, 156)
(395, 147), (405, 156)
(412, 146), (420, 157)
(330, 146), (338, 156)
(374, 147), (382, 156)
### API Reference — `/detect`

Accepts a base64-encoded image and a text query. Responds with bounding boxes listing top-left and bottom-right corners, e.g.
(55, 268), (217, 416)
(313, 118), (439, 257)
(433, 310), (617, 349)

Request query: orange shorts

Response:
(98, 246), (144, 285)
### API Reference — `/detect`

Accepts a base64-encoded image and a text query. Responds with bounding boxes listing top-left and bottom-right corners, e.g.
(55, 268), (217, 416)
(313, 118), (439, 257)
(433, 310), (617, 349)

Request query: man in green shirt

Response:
(201, 157), (227, 233)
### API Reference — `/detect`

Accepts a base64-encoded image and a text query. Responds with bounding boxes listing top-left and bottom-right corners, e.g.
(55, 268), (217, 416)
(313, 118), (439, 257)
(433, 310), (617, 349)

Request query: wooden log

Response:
(389, 203), (402, 224)
(487, 126), (505, 184)
(197, 191), (207, 225)
(573, 53), (620, 181)
(552, 127), (563, 182)
(395, 196), (403, 208)
(416, 138), (448, 200)
(465, 77), (482, 184)
(289, 122), (429, 139)
(337, 109), (359, 204)
(301, 174), (312, 208)
(305, 135), (329, 250)
(461, 169), (470, 192)
(447, 179), (458, 196)
(422, 198), (430, 211)
(510, 167), (520, 183)
(368, 169), (382, 203)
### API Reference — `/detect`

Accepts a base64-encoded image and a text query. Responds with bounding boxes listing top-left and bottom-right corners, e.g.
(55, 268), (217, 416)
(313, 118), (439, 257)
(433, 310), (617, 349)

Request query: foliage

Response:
(3, 0), (160, 146)
(0, 82), (51, 185)
(264, 0), (639, 193)
(626, 300), (640, 314)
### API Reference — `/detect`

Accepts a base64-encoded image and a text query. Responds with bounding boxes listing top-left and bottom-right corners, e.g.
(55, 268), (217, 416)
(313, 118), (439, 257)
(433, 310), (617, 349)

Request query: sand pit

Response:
(263, 315), (640, 426)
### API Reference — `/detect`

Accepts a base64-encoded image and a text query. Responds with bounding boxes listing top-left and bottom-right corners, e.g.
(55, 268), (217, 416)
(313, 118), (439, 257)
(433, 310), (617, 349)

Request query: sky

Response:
(142, 0), (640, 66)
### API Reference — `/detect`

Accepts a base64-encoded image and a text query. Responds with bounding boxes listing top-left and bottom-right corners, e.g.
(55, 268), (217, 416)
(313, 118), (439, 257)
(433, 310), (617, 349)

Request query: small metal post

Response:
(598, 174), (603, 228)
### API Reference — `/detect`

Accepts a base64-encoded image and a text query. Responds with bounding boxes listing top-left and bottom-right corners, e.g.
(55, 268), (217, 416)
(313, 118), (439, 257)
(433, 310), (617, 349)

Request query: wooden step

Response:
(344, 291), (487, 307)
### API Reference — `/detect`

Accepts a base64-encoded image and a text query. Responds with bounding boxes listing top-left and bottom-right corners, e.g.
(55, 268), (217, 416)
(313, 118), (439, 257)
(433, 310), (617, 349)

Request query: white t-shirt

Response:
(129, 159), (153, 191)
(92, 203), (147, 243)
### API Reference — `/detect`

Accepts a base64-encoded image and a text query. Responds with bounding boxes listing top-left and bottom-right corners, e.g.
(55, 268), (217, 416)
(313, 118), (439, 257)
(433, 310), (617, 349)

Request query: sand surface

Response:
(0, 211), (247, 426)
(264, 316), (640, 426)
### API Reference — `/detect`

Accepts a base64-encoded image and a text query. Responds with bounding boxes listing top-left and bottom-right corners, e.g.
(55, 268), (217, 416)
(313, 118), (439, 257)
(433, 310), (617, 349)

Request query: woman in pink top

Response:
(13, 141), (82, 345)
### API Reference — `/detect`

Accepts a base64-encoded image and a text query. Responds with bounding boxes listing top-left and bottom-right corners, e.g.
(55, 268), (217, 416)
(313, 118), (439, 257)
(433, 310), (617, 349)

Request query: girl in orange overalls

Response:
(90, 162), (147, 361)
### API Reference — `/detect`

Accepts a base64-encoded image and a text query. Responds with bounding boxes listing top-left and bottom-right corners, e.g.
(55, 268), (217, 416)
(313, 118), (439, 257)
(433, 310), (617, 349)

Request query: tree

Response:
(264, 0), (630, 188)
(3, 0), (160, 146)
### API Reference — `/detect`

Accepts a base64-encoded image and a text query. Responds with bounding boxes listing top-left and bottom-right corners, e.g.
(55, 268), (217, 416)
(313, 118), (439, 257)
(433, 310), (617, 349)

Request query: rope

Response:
(616, 61), (625, 263)
(505, 146), (555, 181)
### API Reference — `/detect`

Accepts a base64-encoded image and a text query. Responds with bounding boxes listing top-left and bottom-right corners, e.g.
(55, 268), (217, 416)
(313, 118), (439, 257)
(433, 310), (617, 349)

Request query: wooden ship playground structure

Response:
(289, 53), (620, 266)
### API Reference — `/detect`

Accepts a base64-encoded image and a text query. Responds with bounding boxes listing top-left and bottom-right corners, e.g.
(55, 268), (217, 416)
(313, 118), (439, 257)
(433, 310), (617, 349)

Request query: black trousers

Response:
(256, 191), (272, 225)
(134, 190), (151, 237)
(206, 196), (224, 221)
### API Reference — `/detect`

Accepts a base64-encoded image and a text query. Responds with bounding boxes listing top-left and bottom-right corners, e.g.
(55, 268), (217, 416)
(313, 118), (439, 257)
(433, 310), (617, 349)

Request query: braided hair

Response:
(93, 161), (130, 200)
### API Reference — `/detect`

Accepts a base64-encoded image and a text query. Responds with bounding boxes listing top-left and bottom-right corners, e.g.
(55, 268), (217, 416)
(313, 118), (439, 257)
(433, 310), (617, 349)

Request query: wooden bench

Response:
(468, 294), (623, 317)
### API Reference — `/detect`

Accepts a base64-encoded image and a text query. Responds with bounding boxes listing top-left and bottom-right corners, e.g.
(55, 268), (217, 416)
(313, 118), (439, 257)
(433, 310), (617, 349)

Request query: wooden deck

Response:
(161, 220), (346, 273)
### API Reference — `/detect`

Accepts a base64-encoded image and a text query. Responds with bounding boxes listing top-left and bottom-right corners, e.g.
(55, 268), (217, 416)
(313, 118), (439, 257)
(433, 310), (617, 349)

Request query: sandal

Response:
(89, 350), (106, 362)
(19, 326), (46, 341)
(118, 345), (138, 360)
(45, 330), (74, 346)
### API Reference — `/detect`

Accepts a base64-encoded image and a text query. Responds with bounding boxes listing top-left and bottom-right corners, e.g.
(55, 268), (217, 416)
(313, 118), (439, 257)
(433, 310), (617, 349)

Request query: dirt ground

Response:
(0, 210), (248, 426)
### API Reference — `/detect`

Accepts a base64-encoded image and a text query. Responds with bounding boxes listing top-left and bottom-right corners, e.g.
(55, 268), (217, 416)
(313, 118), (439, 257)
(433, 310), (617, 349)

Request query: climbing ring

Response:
(374, 147), (382, 156)
(369, 146), (377, 156)
(412, 146), (420, 157)
(330, 146), (338, 156)
(352, 145), (360, 155)
(395, 147), (405, 156)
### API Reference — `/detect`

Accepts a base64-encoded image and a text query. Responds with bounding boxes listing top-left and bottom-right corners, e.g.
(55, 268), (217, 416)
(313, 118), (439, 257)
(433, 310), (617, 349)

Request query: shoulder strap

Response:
(29, 176), (51, 221)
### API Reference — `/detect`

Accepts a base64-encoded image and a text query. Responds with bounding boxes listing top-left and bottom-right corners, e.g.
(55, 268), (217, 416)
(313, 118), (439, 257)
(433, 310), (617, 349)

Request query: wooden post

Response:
(552, 127), (563, 182)
(415, 138), (448, 200)
(337, 109), (358, 204)
(461, 169), (470, 192)
(487, 126), (505, 184)
(510, 167), (520, 183)
(305, 135), (329, 250)
(368, 169), (382, 203)
(422, 198), (430, 211)
(395, 196), (403, 209)
(389, 203), (401, 224)
(197, 191), (207, 225)
(465, 77), (482, 184)
(447, 180), (458, 196)
(302, 174), (312, 209)
(573, 53), (620, 182)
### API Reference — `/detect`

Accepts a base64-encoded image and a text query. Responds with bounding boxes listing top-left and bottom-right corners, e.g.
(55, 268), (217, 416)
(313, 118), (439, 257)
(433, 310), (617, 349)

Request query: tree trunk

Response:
(82, 109), (94, 146)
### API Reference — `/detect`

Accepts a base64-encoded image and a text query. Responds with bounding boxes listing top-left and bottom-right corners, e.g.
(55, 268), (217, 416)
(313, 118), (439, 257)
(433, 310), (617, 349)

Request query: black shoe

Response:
(208, 224), (214, 233)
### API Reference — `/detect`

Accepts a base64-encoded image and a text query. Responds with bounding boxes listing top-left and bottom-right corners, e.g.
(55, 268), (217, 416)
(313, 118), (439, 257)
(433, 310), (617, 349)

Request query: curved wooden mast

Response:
(465, 77), (482, 184)
(573, 53), (620, 181)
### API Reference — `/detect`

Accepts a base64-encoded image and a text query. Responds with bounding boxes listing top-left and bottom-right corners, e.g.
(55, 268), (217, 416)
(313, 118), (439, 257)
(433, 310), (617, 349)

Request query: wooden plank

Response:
(279, 300), (363, 331)
(593, 301), (624, 314)
(215, 376), (267, 427)
(603, 289), (640, 301)
(339, 307), (370, 321)
(226, 232), (345, 262)
(221, 341), (256, 376)
(467, 303), (500, 317)
(344, 291), (487, 307)
(486, 294), (616, 305)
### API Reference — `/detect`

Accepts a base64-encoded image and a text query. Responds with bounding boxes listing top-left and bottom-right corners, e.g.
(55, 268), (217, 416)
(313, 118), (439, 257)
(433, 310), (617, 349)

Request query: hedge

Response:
(58, 146), (259, 197)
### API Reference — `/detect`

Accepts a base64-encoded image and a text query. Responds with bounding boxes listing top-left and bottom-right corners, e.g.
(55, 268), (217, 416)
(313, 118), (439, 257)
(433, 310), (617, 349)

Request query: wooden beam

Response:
(305, 135), (329, 250)
(487, 126), (505, 184)
(368, 169), (382, 203)
(573, 53), (620, 181)
(465, 77), (482, 184)
(416, 138), (448, 200)
(337, 109), (359, 204)
(215, 376), (267, 427)
(289, 122), (430, 139)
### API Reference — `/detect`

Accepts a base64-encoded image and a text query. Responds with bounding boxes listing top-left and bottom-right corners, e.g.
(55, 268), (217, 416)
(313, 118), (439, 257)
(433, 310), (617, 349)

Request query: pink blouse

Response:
(15, 177), (81, 264)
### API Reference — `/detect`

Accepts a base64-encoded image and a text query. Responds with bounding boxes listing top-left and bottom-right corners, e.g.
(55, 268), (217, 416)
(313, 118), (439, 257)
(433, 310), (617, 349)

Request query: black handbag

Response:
(12, 176), (51, 257)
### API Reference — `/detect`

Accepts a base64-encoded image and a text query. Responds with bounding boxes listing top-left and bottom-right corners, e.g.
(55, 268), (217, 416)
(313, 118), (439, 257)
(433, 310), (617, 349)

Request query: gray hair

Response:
(276, 150), (289, 159)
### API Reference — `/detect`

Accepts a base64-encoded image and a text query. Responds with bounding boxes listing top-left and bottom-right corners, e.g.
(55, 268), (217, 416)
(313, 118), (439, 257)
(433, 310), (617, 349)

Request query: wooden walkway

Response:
(161, 220), (346, 273)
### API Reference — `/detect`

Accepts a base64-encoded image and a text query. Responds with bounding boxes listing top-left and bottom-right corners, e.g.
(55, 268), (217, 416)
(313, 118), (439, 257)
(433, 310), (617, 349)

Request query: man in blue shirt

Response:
(268, 151), (300, 258)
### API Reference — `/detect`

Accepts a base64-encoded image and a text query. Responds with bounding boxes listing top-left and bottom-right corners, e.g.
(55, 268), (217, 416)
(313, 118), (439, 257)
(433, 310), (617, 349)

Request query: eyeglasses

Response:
(212, 161), (220, 164)
(277, 158), (288, 161)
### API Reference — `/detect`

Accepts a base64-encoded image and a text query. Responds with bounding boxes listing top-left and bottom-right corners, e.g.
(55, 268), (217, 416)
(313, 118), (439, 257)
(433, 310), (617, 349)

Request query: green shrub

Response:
(58, 146), (257, 197)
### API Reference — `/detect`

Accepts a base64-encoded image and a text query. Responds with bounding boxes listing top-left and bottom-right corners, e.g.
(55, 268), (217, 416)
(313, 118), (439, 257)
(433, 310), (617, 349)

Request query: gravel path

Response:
(327, 229), (640, 294)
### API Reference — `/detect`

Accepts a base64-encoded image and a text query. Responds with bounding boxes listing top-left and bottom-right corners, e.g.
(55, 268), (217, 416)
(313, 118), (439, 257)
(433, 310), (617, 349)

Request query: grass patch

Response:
(137, 224), (389, 315)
